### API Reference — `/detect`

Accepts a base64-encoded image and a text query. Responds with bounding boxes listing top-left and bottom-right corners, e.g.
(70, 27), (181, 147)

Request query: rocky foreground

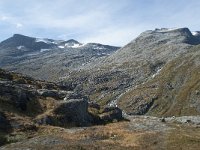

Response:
(1, 115), (200, 150)
(0, 69), (123, 147)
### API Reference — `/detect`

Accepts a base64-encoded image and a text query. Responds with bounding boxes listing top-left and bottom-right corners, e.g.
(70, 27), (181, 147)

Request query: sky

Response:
(0, 0), (200, 46)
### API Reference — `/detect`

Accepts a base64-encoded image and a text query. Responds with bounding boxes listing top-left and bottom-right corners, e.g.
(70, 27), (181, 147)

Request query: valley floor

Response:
(1, 115), (200, 150)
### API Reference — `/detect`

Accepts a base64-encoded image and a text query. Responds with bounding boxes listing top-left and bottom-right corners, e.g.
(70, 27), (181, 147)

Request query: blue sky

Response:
(0, 0), (200, 46)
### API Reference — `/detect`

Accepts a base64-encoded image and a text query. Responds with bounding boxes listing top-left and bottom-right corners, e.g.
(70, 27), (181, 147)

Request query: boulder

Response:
(16, 90), (30, 111)
(54, 99), (91, 126)
(36, 99), (92, 127)
(100, 107), (123, 122)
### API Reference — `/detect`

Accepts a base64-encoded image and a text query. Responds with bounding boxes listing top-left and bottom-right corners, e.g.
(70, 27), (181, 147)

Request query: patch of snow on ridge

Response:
(166, 28), (180, 31)
(36, 38), (53, 44)
(58, 46), (65, 49)
(40, 49), (51, 52)
(64, 43), (84, 48)
(192, 31), (199, 36)
(17, 45), (25, 50)
(71, 43), (82, 48)
(155, 28), (180, 33)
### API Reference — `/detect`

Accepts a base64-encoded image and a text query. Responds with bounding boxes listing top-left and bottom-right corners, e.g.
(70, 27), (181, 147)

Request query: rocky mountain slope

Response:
(0, 28), (199, 117)
(0, 28), (200, 149)
(0, 34), (120, 81)
(62, 28), (200, 117)
(118, 44), (200, 116)
(0, 69), (123, 146)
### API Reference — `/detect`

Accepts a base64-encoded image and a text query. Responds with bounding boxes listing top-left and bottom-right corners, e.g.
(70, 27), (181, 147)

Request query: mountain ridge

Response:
(0, 34), (120, 81)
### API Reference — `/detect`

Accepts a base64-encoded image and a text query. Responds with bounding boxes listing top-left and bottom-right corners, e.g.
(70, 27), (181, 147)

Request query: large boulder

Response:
(36, 99), (92, 127)
(100, 107), (123, 123)
(0, 84), (32, 112)
(54, 99), (91, 126)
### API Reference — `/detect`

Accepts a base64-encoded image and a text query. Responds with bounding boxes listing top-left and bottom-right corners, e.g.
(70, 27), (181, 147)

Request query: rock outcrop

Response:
(100, 107), (123, 122)
(36, 99), (123, 127)
(53, 99), (91, 126)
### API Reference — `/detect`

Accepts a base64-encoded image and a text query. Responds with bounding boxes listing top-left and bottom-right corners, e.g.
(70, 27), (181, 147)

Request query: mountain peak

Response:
(66, 39), (80, 44)
(140, 27), (192, 36)
(154, 27), (190, 33)
(12, 34), (34, 40)
(137, 27), (200, 45)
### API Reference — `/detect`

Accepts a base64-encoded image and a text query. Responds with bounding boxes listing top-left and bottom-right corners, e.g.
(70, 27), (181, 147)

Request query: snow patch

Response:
(71, 43), (82, 48)
(156, 28), (180, 33)
(152, 68), (162, 78)
(58, 46), (65, 49)
(40, 49), (51, 52)
(17, 45), (25, 50)
(166, 28), (180, 31)
(36, 38), (53, 44)
(192, 31), (199, 36)
(64, 43), (84, 48)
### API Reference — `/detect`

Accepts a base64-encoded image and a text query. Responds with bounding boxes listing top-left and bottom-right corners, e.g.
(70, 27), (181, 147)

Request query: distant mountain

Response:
(0, 34), (120, 81)
(64, 27), (200, 117)
(0, 34), (56, 55)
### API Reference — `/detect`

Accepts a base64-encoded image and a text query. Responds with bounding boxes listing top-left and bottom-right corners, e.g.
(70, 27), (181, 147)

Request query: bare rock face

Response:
(35, 99), (93, 127)
(54, 99), (91, 126)
(0, 84), (34, 112)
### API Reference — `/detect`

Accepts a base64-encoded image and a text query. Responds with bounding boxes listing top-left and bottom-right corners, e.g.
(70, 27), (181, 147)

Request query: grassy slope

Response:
(1, 120), (200, 150)
(118, 45), (200, 117)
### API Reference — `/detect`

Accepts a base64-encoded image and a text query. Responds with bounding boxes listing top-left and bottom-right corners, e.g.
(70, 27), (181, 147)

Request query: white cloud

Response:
(16, 23), (23, 28)
(0, 14), (23, 29)
(0, 15), (9, 21)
